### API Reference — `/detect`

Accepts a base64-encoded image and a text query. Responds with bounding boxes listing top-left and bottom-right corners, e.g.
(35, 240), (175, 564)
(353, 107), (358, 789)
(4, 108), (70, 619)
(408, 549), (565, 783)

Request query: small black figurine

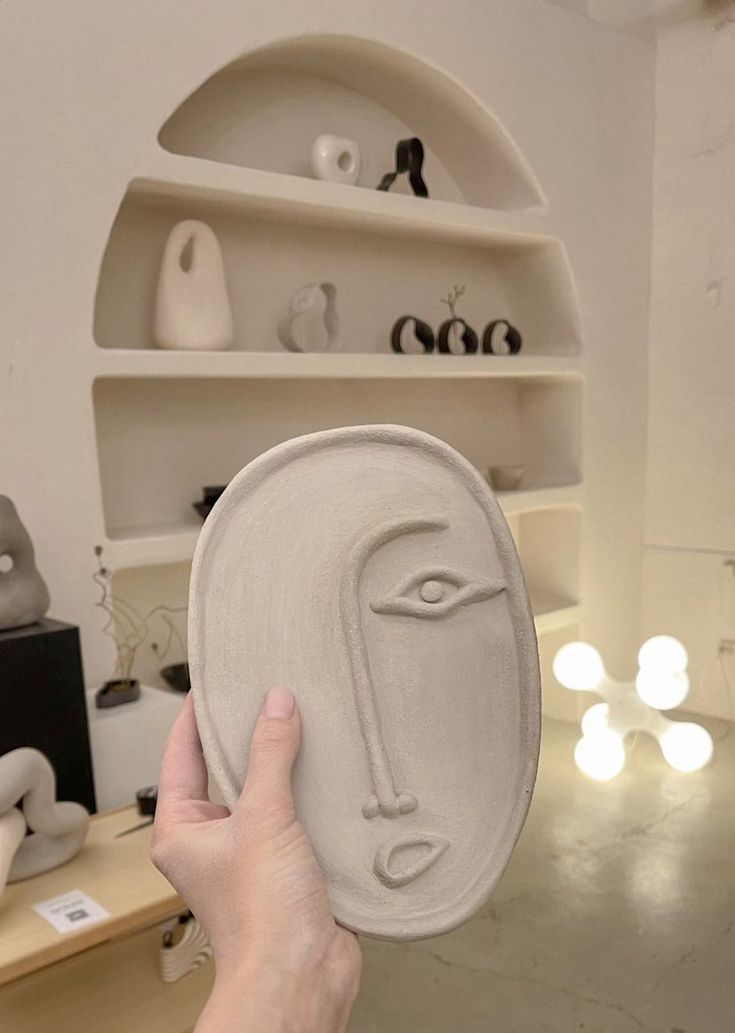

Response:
(193, 484), (227, 522)
(377, 138), (429, 198)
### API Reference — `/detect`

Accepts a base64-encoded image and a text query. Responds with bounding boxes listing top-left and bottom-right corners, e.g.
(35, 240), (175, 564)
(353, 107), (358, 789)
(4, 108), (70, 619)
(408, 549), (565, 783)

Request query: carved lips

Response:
(374, 833), (450, 889)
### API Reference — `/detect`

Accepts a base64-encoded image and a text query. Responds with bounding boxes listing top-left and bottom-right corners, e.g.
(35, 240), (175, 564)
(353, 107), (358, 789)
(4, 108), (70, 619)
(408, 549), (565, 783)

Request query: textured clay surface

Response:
(189, 425), (540, 940)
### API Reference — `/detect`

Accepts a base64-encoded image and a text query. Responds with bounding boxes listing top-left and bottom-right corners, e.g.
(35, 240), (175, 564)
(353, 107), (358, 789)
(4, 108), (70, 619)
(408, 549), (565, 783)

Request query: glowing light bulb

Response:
(553, 642), (605, 691)
(635, 668), (690, 710)
(659, 722), (713, 773)
(638, 636), (688, 673)
(574, 730), (626, 781)
(581, 702), (610, 736)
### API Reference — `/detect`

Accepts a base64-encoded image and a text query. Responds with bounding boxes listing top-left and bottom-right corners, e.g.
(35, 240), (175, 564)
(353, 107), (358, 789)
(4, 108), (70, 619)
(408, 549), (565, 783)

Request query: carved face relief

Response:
(189, 426), (540, 940)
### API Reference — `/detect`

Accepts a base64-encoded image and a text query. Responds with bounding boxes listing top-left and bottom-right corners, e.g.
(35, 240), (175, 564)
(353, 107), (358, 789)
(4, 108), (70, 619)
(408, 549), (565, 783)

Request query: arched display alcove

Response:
(159, 34), (546, 211)
(91, 33), (584, 688)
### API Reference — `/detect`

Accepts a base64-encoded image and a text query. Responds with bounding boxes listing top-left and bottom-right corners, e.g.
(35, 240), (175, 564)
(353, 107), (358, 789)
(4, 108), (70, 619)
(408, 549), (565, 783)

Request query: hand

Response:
(151, 687), (361, 1033)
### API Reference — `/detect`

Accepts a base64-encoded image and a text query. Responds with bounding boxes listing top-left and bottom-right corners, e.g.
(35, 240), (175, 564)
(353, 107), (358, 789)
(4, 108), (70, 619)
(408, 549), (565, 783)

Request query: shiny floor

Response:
(351, 717), (735, 1033)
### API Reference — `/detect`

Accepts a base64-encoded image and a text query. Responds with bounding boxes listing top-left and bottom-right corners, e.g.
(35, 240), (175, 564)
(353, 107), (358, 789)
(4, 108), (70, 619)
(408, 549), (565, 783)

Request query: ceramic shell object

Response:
(153, 220), (234, 350)
(309, 135), (362, 186)
(0, 496), (51, 630)
(189, 426), (540, 940)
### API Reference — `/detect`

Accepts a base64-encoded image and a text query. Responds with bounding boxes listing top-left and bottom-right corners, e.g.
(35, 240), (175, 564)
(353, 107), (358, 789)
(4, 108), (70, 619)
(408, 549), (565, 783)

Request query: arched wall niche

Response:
(159, 33), (546, 211)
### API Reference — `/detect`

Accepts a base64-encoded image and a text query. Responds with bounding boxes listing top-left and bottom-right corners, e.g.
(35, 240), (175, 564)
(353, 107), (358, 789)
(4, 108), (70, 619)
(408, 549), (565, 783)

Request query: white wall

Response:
(642, 7), (735, 719)
(542, 0), (656, 37)
(0, 1), (654, 718)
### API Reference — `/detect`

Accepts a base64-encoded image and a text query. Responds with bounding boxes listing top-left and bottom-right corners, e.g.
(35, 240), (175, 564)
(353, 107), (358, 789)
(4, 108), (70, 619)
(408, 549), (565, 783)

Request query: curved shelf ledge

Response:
(533, 598), (581, 634)
(103, 521), (579, 634)
(159, 33), (545, 211)
(133, 151), (553, 246)
(497, 484), (583, 515)
(96, 155), (581, 356)
(93, 351), (583, 381)
(103, 485), (583, 571)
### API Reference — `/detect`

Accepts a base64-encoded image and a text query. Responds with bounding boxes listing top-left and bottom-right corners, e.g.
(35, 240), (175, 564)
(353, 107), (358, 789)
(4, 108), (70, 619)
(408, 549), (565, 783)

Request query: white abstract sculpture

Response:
(277, 281), (342, 353)
(0, 496), (50, 630)
(153, 220), (234, 351)
(189, 425), (541, 940)
(0, 748), (89, 896)
(159, 916), (212, 983)
(553, 637), (714, 782)
(309, 135), (362, 186)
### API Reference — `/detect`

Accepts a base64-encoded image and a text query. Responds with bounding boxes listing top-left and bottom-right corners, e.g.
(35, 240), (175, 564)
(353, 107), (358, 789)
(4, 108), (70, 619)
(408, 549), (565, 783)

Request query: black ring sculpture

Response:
(377, 138), (429, 198)
(391, 316), (435, 354)
(437, 318), (479, 355)
(482, 320), (522, 355)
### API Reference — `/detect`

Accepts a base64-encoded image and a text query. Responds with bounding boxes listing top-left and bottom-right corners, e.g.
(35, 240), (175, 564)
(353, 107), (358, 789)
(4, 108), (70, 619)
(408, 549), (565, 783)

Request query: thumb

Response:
(238, 687), (301, 830)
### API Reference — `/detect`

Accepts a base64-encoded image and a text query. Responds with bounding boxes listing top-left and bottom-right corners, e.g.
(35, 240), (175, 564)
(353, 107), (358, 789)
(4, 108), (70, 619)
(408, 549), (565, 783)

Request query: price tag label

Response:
(32, 889), (110, 934)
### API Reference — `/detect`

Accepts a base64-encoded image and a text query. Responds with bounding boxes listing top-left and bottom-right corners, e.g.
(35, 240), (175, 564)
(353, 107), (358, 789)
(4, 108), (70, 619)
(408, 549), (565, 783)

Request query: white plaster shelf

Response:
(103, 486), (583, 571)
(497, 484), (582, 515)
(104, 525), (579, 635)
(157, 34), (546, 212)
(532, 596), (580, 634)
(96, 154), (581, 356)
(88, 36), (586, 698)
(104, 521), (203, 568)
(93, 349), (583, 381)
(132, 151), (553, 248)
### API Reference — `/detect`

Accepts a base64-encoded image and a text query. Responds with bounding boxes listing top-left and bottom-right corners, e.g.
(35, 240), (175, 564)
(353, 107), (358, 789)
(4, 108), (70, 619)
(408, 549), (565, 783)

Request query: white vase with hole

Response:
(153, 220), (234, 350)
(309, 135), (362, 186)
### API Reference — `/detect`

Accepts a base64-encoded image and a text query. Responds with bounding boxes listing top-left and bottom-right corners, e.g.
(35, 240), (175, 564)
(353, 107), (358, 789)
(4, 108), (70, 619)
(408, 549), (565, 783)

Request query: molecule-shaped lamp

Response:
(552, 636), (714, 781)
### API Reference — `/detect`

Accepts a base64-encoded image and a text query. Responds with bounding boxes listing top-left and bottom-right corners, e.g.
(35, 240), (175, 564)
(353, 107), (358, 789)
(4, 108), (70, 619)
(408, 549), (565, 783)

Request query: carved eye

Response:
(371, 566), (505, 620)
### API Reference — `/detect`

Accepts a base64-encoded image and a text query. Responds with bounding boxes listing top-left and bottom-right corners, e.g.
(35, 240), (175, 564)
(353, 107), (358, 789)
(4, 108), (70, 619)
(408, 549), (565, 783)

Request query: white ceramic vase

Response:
(309, 135), (362, 186)
(153, 220), (234, 351)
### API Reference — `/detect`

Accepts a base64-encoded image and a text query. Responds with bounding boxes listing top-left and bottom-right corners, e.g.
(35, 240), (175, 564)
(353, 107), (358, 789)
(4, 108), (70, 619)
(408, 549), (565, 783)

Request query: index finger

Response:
(155, 693), (222, 830)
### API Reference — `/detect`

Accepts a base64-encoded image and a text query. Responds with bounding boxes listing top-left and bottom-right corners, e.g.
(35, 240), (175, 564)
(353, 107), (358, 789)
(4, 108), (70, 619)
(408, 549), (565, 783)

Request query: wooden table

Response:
(0, 806), (213, 1032)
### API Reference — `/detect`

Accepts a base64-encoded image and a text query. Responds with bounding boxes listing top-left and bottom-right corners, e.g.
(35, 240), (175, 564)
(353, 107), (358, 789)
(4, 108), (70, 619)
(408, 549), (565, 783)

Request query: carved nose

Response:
(362, 791), (418, 819)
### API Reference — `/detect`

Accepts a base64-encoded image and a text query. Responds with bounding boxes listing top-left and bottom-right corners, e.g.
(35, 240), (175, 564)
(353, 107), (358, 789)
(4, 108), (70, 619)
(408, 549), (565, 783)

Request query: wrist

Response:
(195, 964), (294, 1033)
(196, 953), (357, 1033)
(198, 959), (316, 1033)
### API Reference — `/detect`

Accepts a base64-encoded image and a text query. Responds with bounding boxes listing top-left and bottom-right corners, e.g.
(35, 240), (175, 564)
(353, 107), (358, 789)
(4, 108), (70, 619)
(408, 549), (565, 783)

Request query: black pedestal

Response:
(0, 618), (97, 813)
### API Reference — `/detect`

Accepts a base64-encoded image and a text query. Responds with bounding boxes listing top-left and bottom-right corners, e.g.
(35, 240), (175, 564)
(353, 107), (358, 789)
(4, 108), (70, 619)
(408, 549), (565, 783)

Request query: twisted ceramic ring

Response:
(391, 315), (435, 354)
(437, 318), (479, 355)
(482, 320), (523, 355)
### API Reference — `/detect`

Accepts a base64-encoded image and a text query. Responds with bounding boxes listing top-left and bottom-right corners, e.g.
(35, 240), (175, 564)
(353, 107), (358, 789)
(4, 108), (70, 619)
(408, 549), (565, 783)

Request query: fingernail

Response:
(263, 686), (295, 720)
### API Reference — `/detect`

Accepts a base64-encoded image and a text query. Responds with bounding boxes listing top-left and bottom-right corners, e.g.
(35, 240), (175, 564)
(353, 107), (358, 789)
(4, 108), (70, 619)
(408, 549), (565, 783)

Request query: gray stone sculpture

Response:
(0, 748), (89, 896)
(0, 496), (51, 631)
(189, 426), (540, 940)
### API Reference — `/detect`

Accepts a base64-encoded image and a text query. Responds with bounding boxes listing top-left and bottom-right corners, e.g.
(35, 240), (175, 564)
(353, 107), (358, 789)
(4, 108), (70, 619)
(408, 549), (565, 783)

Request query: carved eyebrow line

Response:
(340, 516), (449, 819)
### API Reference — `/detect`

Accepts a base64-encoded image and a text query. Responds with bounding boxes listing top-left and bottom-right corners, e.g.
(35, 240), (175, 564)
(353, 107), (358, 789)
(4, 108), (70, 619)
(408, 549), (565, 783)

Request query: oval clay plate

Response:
(189, 425), (540, 940)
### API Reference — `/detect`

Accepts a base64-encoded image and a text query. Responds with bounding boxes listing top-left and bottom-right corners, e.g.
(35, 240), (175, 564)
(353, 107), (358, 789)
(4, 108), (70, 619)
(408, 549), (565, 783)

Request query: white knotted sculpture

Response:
(153, 220), (234, 351)
(189, 425), (541, 940)
(0, 748), (89, 896)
